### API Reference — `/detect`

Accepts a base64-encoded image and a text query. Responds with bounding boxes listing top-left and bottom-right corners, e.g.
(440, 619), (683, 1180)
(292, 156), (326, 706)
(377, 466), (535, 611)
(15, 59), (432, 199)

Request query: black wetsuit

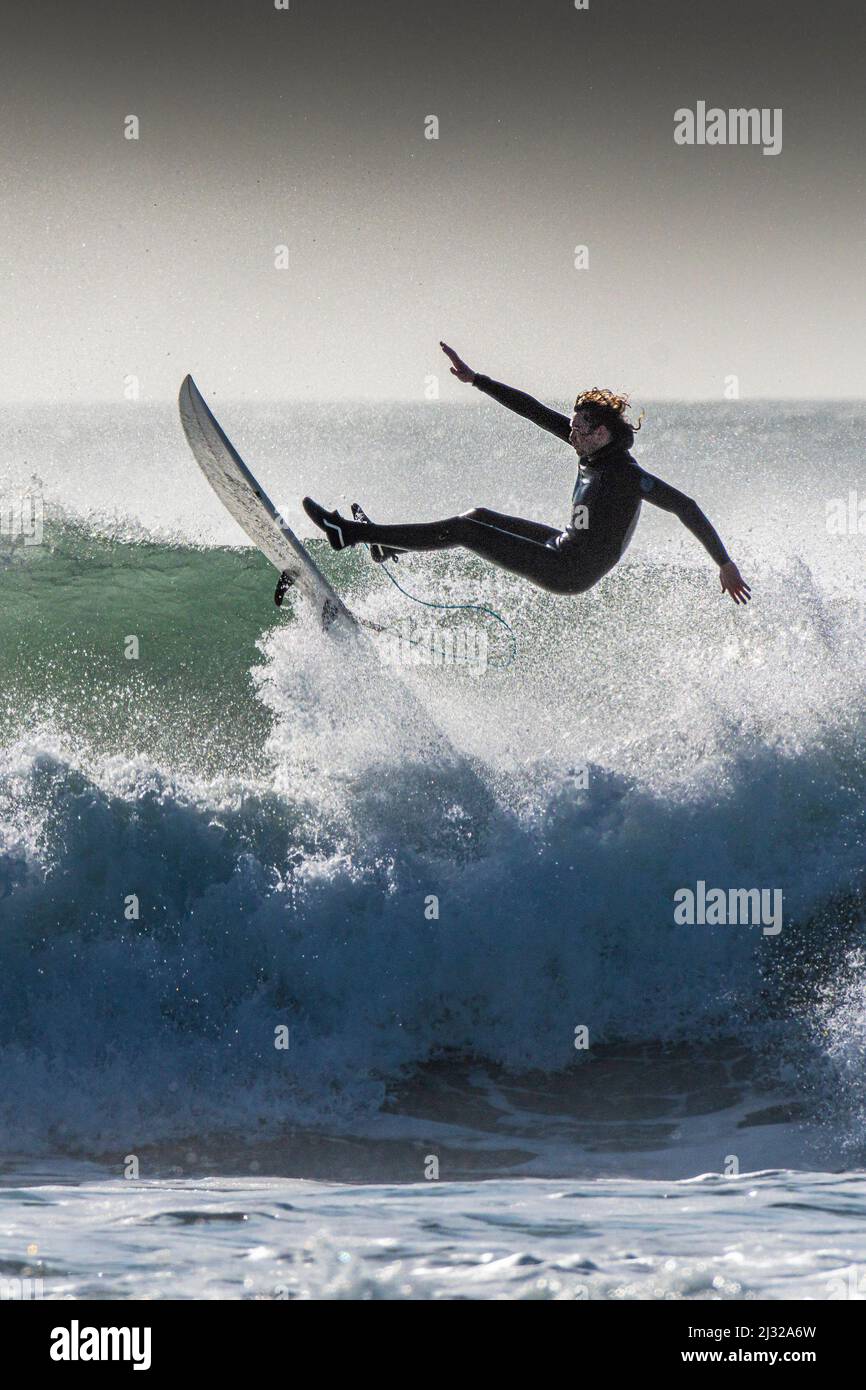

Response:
(343, 374), (730, 595)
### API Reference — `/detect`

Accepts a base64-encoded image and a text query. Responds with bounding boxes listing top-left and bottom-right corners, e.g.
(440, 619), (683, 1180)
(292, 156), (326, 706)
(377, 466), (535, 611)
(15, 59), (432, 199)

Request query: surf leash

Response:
(370, 561), (517, 669)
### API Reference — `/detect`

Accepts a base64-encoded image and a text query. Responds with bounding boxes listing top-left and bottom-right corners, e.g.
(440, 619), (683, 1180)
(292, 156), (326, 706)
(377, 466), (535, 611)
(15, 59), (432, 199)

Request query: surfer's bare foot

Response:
(302, 497), (358, 551)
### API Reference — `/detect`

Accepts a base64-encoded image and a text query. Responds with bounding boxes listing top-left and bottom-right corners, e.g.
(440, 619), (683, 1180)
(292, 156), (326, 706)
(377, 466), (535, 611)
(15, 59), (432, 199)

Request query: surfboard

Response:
(178, 374), (359, 636)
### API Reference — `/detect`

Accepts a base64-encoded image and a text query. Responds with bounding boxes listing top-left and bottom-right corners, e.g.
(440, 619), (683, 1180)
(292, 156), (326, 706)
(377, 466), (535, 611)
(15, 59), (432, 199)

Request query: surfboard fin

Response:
(274, 570), (295, 606)
(351, 502), (404, 564)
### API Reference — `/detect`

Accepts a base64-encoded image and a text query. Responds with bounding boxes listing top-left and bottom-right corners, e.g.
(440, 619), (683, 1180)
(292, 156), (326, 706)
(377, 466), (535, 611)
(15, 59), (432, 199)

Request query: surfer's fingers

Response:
(721, 575), (750, 602)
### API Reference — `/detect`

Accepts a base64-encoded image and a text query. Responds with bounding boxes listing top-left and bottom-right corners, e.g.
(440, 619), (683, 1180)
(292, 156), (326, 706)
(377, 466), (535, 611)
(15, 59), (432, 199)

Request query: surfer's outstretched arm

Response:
(639, 471), (751, 604)
(440, 341), (571, 443)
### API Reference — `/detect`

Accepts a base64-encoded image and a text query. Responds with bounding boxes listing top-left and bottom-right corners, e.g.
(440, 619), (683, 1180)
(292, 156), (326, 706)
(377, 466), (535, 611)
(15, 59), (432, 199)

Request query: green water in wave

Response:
(1, 521), (301, 778)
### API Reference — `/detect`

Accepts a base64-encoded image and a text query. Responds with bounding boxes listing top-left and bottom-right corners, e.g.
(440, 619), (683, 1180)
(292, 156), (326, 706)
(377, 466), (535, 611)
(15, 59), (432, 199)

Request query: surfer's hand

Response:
(720, 561), (751, 605)
(440, 341), (476, 383)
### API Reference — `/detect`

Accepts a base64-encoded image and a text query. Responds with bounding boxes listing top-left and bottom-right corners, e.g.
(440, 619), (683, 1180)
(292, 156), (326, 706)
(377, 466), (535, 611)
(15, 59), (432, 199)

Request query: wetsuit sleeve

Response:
(638, 471), (731, 567)
(472, 374), (572, 444)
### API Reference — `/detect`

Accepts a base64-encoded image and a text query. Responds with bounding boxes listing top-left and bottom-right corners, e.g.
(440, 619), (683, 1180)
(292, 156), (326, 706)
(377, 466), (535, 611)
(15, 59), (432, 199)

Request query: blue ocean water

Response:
(1, 397), (865, 1299)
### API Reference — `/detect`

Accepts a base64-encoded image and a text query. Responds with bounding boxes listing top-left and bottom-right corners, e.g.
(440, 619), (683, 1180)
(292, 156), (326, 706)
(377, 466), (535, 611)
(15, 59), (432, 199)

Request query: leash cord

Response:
(361, 561), (516, 668)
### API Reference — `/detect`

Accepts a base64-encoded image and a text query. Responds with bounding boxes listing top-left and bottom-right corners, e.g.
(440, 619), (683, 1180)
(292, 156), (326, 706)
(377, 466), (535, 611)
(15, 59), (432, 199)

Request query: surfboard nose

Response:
(178, 374), (197, 411)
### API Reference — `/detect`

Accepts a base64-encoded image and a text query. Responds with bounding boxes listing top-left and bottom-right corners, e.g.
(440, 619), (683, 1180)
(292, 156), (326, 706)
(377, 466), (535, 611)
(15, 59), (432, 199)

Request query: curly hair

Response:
(573, 387), (644, 439)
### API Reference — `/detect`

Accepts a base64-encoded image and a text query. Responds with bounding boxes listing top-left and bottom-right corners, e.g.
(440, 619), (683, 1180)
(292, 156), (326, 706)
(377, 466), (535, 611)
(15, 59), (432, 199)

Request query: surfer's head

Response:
(570, 388), (642, 456)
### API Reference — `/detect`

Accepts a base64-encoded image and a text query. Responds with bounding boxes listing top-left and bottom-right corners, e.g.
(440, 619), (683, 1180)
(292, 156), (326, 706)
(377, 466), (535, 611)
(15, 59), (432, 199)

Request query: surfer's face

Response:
(569, 411), (610, 457)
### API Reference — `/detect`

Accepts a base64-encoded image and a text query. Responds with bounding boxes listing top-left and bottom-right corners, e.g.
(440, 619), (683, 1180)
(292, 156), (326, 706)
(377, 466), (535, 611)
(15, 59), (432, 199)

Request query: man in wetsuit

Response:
(302, 342), (751, 605)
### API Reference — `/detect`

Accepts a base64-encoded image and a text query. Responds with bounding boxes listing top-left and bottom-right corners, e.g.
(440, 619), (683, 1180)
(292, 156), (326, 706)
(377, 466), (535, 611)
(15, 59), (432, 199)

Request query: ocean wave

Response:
(2, 520), (866, 1156)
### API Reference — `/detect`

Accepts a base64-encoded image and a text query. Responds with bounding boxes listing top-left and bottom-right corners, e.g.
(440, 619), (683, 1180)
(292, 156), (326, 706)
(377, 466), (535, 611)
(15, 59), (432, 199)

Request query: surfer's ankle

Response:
(351, 501), (403, 564)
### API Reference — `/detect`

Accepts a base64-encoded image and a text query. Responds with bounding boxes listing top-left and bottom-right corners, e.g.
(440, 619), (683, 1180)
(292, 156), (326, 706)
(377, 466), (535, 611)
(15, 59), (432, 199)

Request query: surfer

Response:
(302, 342), (751, 604)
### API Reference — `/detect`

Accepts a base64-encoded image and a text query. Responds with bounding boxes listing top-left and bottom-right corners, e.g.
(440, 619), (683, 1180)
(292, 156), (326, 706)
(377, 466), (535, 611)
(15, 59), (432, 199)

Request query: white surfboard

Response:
(178, 374), (359, 636)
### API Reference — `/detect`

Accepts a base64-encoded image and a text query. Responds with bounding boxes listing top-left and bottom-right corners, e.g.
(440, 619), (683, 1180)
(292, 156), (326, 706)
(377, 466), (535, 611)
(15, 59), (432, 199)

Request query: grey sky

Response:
(2, 0), (864, 402)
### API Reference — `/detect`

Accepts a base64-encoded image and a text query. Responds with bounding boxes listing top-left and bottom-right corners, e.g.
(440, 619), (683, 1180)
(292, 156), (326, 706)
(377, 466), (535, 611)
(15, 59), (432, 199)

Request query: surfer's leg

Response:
(462, 508), (562, 548)
(456, 509), (592, 592)
(340, 515), (471, 551)
(355, 507), (591, 593)
(304, 496), (469, 552)
(303, 498), (595, 594)
(334, 507), (559, 552)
